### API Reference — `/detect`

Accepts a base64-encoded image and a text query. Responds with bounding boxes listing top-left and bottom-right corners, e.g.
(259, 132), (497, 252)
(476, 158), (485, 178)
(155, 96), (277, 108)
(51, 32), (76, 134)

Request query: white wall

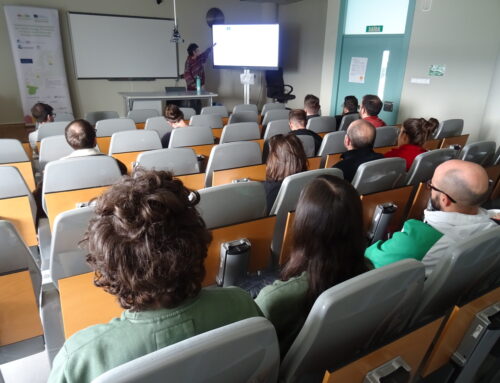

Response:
(480, 48), (500, 145)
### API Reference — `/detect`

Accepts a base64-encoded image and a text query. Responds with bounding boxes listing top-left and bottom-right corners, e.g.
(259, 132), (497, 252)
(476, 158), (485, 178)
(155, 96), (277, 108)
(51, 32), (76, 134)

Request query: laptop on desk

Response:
(165, 86), (186, 93)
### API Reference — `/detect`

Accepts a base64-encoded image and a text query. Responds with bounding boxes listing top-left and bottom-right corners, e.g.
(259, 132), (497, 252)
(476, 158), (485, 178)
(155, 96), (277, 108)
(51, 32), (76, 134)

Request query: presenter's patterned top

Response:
(184, 48), (212, 90)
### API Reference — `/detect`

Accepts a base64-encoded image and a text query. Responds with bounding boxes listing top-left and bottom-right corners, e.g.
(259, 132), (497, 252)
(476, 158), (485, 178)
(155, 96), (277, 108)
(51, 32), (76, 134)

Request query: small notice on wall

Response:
(349, 57), (368, 83)
(429, 64), (446, 76)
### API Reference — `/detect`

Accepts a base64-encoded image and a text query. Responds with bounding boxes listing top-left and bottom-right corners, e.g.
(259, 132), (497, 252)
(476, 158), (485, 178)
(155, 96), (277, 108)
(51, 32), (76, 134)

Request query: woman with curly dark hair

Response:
(49, 169), (261, 383)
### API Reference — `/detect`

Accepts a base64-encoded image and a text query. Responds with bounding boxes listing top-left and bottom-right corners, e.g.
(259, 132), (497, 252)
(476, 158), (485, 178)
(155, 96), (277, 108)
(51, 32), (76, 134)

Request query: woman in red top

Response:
(384, 118), (439, 170)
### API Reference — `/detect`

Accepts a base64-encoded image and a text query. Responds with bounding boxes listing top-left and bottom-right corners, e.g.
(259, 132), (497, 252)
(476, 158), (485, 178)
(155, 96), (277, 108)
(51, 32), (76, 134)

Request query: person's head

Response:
(84, 169), (212, 311)
(65, 119), (96, 150)
(187, 43), (199, 57)
(164, 104), (185, 128)
(31, 102), (55, 123)
(304, 94), (320, 116)
(429, 159), (489, 215)
(289, 109), (307, 131)
(399, 118), (439, 147)
(281, 175), (370, 307)
(345, 119), (376, 150)
(360, 95), (383, 118)
(343, 95), (358, 114)
(266, 134), (308, 182)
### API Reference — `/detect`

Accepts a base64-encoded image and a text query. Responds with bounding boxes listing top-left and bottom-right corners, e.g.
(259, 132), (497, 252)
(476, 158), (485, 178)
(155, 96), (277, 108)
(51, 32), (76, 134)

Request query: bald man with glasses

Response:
(365, 159), (499, 276)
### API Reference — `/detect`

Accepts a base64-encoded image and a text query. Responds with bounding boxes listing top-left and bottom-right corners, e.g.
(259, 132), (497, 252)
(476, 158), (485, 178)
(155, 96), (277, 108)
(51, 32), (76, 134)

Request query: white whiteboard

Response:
(68, 13), (178, 79)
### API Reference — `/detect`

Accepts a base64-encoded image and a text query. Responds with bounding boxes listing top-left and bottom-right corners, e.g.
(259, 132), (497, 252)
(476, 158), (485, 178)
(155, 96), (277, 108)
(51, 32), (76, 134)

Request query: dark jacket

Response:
(333, 147), (384, 182)
(264, 180), (282, 214)
(290, 129), (323, 155)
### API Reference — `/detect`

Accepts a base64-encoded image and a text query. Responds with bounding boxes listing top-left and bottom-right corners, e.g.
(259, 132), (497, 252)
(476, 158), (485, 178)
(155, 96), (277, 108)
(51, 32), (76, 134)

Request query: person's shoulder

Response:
(201, 286), (255, 304)
(256, 273), (308, 301)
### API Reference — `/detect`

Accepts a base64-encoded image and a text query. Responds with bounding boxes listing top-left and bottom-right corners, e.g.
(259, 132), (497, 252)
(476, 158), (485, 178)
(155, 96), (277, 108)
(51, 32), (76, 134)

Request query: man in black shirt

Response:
(304, 94), (321, 121)
(288, 109), (322, 155)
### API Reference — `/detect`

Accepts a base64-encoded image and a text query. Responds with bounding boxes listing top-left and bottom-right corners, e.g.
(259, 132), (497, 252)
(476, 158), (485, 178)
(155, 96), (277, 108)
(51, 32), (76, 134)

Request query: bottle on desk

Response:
(195, 76), (201, 93)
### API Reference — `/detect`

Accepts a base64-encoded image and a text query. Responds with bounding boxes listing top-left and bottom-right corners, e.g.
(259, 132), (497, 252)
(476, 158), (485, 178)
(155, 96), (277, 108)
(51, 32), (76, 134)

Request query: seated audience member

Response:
(29, 102), (55, 149)
(161, 104), (188, 148)
(360, 94), (386, 127)
(256, 175), (372, 355)
(335, 95), (359, 127)
(333, 119), (383, 182)
(384, 118), (439, 170)
(264, 134), (308, 214)
(288, 109), (323, 154)
(365, 160), (499, 276)
(304, 94), (321, 121)
(48, 170), (262, 382)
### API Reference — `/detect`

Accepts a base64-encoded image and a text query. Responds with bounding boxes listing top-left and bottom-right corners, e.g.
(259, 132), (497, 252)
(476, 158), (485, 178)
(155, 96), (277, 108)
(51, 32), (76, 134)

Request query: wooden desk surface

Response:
(58, 272), (122, 339)
(0, 271), (43, 346)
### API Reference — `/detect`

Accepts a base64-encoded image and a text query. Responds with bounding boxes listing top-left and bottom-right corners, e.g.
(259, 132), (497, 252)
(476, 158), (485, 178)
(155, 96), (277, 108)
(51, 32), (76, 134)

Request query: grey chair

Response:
(352, 157), (407, 195)
(433, 119), (464, 139)
(270, 168), (344, 259)
(296, 135), (316, 157)
(85, 111), (120, 125)
(39, 135), (73, 170)
(201, 105), (229, 118)
(493, 145), (500, 165)
(197, 181), (267, 229)
(261, 102), (286, 117)
(228, 111), (259, 124)
(190, 114), (223, 130)
(0, 166), (36, 227)
(262, 109), (290, 127)
(95, 118), (136, 137)
(233, 104), (258, 114)
(136, 148), (199, 175)
(179, 107), (196, 120)
(280, 259), (425, 383)
(263, 119), (290, 140)
(92, 317), (280, 383)
(338, 113), (360, 131)
(317, 131), (347, 166)
(458, 141), (496, 166)
(54, 112), (74, 122)
(405, 148), (456, 186)
(219, 122), (260, 144)
(108, 130), (162, 155)
(127, 108), (160, 123)
(0, 138), (29, 163)
(306, 116), (336, 134)
(37, 121), (72, 142)
(373, 126), (398, 148)
(144, 116), (172, 139)
(169, 126), (214, 148)
(204, 141), (262, 187)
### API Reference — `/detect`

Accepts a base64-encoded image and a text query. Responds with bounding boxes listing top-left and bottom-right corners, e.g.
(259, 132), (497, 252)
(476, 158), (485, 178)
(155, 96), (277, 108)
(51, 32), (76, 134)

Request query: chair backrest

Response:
(54, 112), (74, 122)
(458, 140), (496, 166)
(136, 148), (199, 175)
(50, 207), (94, 288)
(405, 148), (456, 186)
(144, 116), (172, 138)
(317, 131), (346, 158)
(263, 119), (290, 140)
(270, 168), (344, 257)
(0, 166), (36, 222)
(37, 121), (71, 142)
(108, 130), (162, 155)
(85, 111), (120, 125)
(190, 114), (223, 130)
(205, 141), (262, 187)
(352, 157), (407, 195)
(373, 126), (398, 148)
(92, 317), (279, 383)
(296, 135), (316, 157)
(280, 259), (425, 383)
(233, 104), (258, 114)
(262, 109), (290, 127)
(39, 135), (74, 170)
(338, 113), (360, 131)
(411, 226), (500, 328)
(0, 220), (32, 273)
(228, 111), (259, 124)
(261, 102), (286, 116)
(494, 145), (500, 165)
(306, 116), (336, 134)
(127, 109), (160, 123)
(169, 126), (214, 148)
(95, 118), (136, 137)
(197, 181), (267, 229)
(433, 119), (464, 139)
(219, 122), (260, 144)
(179, 107), (196, 120)
(200, 105), (228, 118)
(0, 139), (29, 163)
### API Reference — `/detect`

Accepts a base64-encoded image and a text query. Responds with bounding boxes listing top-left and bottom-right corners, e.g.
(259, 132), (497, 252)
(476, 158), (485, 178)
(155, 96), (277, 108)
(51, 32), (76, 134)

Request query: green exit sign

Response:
(366, 25), (383, 33)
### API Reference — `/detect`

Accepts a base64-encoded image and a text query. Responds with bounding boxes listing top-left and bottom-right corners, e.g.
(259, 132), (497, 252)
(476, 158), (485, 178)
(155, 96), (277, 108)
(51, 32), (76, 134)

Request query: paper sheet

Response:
(349, 57), (368, 83)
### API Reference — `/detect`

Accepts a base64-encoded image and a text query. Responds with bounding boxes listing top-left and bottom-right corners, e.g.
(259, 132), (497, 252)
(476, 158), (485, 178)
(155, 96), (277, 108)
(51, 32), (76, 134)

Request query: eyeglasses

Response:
(426, 180), (456, 203)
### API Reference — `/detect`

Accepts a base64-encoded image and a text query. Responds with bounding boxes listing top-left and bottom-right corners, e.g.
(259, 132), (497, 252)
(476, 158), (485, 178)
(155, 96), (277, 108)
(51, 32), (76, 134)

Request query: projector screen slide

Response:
(212, 24), (279, 70)
(68, 12), (178, 79)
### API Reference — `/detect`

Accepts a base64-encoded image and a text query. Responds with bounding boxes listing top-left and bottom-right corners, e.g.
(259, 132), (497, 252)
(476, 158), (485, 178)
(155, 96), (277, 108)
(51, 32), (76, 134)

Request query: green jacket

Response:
(49, 287), (262, 383)
(365, 219), (443, 268)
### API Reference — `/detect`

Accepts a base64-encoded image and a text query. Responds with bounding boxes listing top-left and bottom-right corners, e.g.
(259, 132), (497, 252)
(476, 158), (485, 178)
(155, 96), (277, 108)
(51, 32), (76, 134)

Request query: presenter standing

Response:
(184, 43), (213, 113)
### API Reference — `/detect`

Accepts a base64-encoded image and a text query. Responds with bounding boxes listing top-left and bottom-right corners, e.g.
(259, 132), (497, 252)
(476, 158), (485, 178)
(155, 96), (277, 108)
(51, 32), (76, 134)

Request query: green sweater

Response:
(365, 219), (443, 268)
(49, 287), (262, 383)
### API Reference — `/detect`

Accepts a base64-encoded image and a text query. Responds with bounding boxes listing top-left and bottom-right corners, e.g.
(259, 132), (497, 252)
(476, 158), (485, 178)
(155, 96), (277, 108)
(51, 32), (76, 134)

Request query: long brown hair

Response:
(402, 118), (439, 146)
(266, 134), (308, 182)
(281, 175), (371, 308)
